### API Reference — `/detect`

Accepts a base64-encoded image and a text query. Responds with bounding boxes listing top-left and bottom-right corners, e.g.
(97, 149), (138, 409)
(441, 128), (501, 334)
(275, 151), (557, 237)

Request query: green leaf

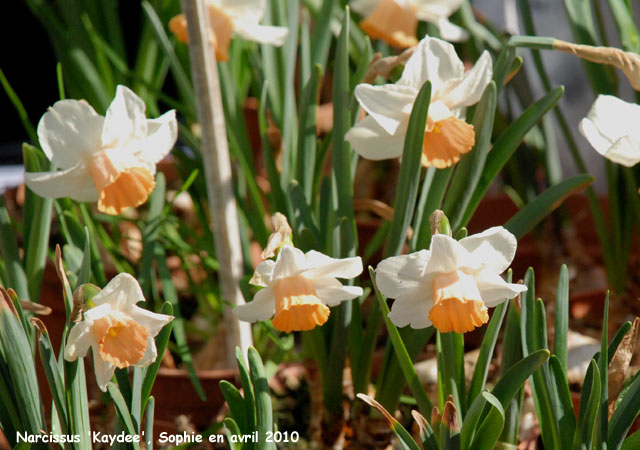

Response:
(248, 347), (275, 450)
(554, 265), (570, 372)
(504, 174), (593, 239)
(467, 293), (509, 406)
(386, 81), (432, 257)
(370, 267), (433, 418)
(548, 355), (577, 449)
(107, 383), (141, 450)
(499, 299), (524, 444)
(608, 356), (640, 449)
(574, 361), (601, 450)
(461, 87), (564, 228)
(598, 292), (610, 448)
(140, 302), (173, 413)
(296, 64), (322, 201)
(469, 392), (505, 450)
(220, 380), (247, 433)
(0, 199), (28, 299)
(145, 396), (155, 450)
(491, 349), (550, 411)
(235, 347), (256, 434)
(608, 0), (640, 53)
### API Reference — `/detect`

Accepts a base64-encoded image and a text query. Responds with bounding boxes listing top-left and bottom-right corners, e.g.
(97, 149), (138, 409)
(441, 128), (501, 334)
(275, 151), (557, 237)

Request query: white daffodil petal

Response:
(303, 251), (363, 279)
(582, 95), (640, 144)
(92, 347), (116, 392)
(102, 86), (148, 149)
(128, 305), (174, 337)
(314, 278), (363, 306)
(388, 290), (433, 329)
(92, 273), (146, 311)
(251, 259), (276, 287)
(459, 226), (517, 273)
(435, 18), (469, 43)
(64, 322), (94, 361)
(579, 117), (614, 156)
(443, 51), (492, 108)
(345, 116), (406, 160)
(37, 100), (104, 169)
(24, 163), (98, 202)
(82, 303), (112, 322)
(398, 36), (464, 93)
(350, 0), (379, 15)
(354, 84), (417, 134)
(233, 23), (289, 46)
(137, 110), (178, 164)
(135, 337), (158, 367)
(272, 245), (307, 279)
(375, 251), (429, 299)
(604, 135), (640, 167)
(475, 270), (527, 307)
(233, 287), (276, 322)
(412, 0), (464, 18)
(425, 234), (476, 274)
(220, 0), (265, 23)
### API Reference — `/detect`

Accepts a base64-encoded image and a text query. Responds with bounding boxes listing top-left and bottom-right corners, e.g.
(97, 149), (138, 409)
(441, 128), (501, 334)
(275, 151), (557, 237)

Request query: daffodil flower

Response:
(375, 227), (526, 333)
(24, 86), (177, 215)
(351, 0), (467, 48)
(234, 245), (363, 332)
(169, 0), (289, 62)
(345, 35), (492, 168)
(64, 274), (174, 391)
(579, 95), (640, 167)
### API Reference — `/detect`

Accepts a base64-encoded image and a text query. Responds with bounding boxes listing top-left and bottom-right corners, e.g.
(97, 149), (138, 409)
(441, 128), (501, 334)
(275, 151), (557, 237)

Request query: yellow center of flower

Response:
(271, 275), (330, 332)
(422, 117), (476, 169)
(359, 0), (418, 49)
(88, 151), (156, 216)
(92, 315), (150, 368)
(429, 270), (488, 334)
(168, 3), (234, 62)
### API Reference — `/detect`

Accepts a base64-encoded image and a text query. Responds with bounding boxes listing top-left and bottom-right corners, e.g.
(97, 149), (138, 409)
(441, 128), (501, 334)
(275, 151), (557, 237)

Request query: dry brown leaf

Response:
(608, 317), (640, 416)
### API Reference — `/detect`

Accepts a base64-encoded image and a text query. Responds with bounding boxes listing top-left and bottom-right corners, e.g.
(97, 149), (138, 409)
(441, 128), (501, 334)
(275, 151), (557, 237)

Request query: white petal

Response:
(387, 290), (433, 329)
(579, 116), (615, 156)
(475, 270), (527, 307)
(83, 303), (112, 322)
(92, 346), (116, 392)
(442, 51), (492, 108)
(459, 226), (517, 273)
(220, 0), (265, 23)
(233, 287), (275, 322)
(345, 116), (406, 160)
(127, 305), (174, 337)
(137, 110), (178, 164)
(64, 322), (94, 361)
(272, 245), (306, 279)
(134, 337), (158, 367)
(92, 273), (146, 312)
(375, 251), (429, 299)
(37, 99), (104, 169)
(580, 95), (640, 147)
(603, 135), (640, 167)
(234, 23), (289, 46)
(425, 234), (478, 273)
(251, 259), (276, 287)
(24, 163), (98, 202)
(302, 251), (363, 280)
(435, 18), (469, 43)
(411, 0), (464, 19)
(102, 85), (148, 149)
(314, 277), (363, 306)
(354, 84), (417, 135)
(350, 0), (379, 15)
(397, 36), (464, 93)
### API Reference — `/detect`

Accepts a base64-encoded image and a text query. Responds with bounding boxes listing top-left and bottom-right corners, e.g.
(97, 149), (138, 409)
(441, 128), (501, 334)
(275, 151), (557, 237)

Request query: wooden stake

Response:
(180, 0), (252, 367)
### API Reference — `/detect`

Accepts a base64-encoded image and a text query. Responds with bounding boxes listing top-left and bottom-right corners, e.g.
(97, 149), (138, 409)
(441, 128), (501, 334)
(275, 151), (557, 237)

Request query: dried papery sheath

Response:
(554, 40), (640, 91)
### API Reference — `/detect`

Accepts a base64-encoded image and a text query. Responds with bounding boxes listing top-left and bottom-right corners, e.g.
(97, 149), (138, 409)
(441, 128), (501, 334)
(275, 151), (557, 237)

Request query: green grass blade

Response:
(554, 265), (569, 372)
(248, 347), (275, 450)
(574, 361), (601, 450)
(107, 383), (141, 450)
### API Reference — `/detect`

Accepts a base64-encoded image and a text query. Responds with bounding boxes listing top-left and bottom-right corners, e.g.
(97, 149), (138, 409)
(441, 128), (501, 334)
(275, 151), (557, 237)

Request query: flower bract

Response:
(169, 0), (289, 61)
(345, 35), (492, 168)
(375, 227), (526, 333)
(24, 85), (177, 215)
(579, 94), (640, 167)
(64, 274), (174, 391)
(234, 245), (363, 332)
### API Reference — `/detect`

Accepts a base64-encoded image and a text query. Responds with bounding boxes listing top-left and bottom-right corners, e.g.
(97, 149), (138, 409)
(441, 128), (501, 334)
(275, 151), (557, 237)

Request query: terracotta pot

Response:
(151, 367), (238, 429)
